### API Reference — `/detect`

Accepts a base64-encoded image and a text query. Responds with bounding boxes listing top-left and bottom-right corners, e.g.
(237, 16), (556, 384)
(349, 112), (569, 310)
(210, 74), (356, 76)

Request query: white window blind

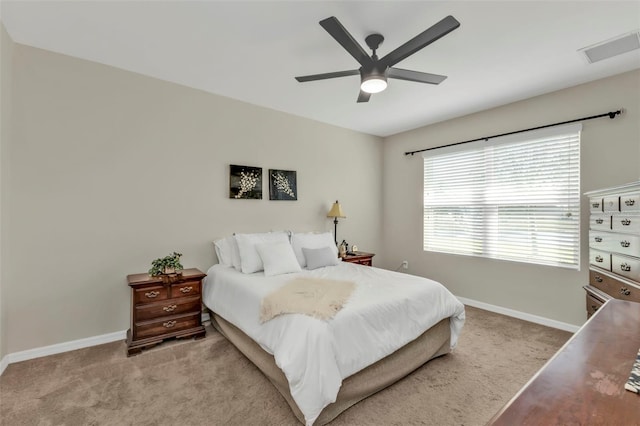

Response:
(423, 123), (581, 269)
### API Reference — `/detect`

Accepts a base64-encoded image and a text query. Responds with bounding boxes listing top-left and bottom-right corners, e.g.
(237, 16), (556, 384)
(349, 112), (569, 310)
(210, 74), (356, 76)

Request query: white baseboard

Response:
(0, 312), (213, 376)
(0, 354), (8, 376)
(457, 296), (581, 333)
(5, 329), (127, 368)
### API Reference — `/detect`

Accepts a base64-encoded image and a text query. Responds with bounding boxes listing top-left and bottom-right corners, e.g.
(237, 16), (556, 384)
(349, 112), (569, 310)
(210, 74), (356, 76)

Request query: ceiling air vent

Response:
(579, 31), (640, 64)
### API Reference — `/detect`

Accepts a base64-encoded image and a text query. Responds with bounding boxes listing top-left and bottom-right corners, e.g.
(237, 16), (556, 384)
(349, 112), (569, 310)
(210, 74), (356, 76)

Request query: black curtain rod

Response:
(404, 109), (623, 156)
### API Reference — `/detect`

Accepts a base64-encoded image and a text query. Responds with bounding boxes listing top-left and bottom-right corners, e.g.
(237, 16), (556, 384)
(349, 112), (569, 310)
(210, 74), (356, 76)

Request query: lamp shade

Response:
(327, 200), (346, 218)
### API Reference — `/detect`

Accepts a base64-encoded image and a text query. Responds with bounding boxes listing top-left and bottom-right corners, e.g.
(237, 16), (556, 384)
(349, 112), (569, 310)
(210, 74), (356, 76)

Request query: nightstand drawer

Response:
(135, 313), (201, 339)
(171, 281), (200, 298)
(135, 295), (201, 321)
(134, 285), (168, 304)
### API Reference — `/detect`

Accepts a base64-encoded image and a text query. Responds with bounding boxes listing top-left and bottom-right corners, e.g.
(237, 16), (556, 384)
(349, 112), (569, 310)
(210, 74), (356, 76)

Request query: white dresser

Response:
(584, 181), (640, 317)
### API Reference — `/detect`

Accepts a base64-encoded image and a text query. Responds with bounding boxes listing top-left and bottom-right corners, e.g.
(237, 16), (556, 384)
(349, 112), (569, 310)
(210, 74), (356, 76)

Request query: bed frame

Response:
(211, 313), (451, 425)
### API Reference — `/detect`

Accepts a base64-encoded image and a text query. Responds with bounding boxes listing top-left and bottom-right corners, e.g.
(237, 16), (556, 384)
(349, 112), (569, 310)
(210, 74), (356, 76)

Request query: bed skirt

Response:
(211, 313), (451, 425)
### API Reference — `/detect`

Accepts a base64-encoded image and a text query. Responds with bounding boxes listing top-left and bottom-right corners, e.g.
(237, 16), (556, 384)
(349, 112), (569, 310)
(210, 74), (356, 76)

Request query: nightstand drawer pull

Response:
(592, 202), (600, 209)
(163, 320), (177, 328)
(162, 304), (177, 312)
(595, 218), (604, 225)
(145, 291), (160, 299)
(621, 218), (631, 226)
(595, 255), (603, 263)
(594, 275), (603, 283)
(621, 263), (631, 272)
(620, 240), (631, 248)
(625, 199), (636, 206)
(620, 287), (631, 296)
(179, 286), (193, 294)
(591, 304), (599, 311)
(594, 236), (602, 242)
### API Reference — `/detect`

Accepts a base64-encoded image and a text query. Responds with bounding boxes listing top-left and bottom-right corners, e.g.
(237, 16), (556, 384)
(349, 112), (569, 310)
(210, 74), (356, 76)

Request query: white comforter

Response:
(202, 263), (465, 425)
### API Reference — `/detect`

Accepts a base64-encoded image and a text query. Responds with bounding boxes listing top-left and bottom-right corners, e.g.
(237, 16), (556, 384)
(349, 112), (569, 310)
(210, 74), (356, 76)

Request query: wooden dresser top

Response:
(489, 299), (640, 425)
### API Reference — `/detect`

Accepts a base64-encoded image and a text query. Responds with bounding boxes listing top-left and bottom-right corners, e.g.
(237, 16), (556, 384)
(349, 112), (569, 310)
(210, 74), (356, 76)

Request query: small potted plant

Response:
(149, 252), (184, 283)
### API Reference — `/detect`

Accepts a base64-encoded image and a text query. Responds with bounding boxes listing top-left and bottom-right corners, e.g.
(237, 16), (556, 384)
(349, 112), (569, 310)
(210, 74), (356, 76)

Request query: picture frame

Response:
(269, 169), (297, 201)
(229, 164), (262, 199)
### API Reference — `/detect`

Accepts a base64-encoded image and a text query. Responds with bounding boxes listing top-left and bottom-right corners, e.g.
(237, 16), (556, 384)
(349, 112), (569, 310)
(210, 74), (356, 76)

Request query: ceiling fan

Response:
(295, 15), (460, 103)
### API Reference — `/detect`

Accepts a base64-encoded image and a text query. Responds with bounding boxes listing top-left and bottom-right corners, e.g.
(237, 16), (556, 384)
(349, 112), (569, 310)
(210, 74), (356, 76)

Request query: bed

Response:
(202, 232), (465, 425)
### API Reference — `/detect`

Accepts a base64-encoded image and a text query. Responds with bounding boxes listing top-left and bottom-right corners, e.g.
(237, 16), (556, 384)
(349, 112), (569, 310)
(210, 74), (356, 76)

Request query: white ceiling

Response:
(2, 1), (640, 137)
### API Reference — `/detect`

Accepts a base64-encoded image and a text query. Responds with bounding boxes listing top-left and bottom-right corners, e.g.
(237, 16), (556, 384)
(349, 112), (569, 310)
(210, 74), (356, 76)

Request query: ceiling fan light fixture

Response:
(360, 75), (387, 94)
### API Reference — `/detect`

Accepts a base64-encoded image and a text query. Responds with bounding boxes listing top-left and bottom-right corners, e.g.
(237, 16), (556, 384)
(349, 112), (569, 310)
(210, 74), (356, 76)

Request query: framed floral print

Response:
(229, 164), (262, 199)
(269, 169), (297, 201)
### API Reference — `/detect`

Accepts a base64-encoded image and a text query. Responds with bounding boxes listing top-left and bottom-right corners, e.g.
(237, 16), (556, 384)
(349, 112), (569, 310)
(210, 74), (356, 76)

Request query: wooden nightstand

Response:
(342, 252), (375, 266)
(126, 268), (206, 356)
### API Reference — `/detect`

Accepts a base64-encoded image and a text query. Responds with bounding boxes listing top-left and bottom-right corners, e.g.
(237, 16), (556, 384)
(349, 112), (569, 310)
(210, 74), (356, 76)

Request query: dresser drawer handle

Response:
(625, 199), (636, 207)
(592, 202), (600, 208)
(594, 237), (602, 242)
(620, 240), (631, 248)
(594, 275), (603, 283)
(591, 304), (599, 311)
(620, 287), (631, 296)
(620, 263), (631, 272)
(162, 304), (177, 312)
(595, 255), (603, 263)
(621, 218), (631, 226)
(179, 286), (193, 294)
(163, 320), (177, 328)
(145, 291), (160, 299)
(595, 218), (604, 224)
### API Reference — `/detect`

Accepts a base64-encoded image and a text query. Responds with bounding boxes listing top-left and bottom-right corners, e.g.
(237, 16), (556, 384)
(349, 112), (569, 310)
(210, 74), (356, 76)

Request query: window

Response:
(423, 123), (581, 269)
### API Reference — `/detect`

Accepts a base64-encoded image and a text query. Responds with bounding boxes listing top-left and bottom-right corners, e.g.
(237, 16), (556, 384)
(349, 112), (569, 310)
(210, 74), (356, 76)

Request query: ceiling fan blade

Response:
(388, 68), (447, 85)
(295, 69), (359, 82)
(320, 16), (372, 67)
(380, 15), (460, 67)
(357, 90), (371, 103)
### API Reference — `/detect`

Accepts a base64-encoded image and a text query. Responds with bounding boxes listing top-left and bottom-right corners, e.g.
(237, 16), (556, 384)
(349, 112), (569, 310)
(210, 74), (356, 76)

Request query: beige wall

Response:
(0, 23), (14, 360)
(381, 70), (640, 327)
(5, 44), (383, 353)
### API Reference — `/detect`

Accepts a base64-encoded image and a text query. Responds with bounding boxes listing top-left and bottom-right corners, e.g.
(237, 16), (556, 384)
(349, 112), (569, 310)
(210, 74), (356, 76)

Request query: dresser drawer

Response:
(620, 193), (640, 212)
(585, 292), (604, 317)
(590, 215), (610, 231)
(171, 280), (200, 298)
(589, 197), (603, 213)
(603, 196), (620, 212)
(611, 234), (640, 257)
(134, 285), (168, 304)
(134, 313), (201, 339)
(589, 269), (640, 303)
(135, 295), (201, 321)
(611, 254), (640, 283)
(612, 214), (640, 234)
(590, 232), (640, 257)
(589, 249), (611, 270)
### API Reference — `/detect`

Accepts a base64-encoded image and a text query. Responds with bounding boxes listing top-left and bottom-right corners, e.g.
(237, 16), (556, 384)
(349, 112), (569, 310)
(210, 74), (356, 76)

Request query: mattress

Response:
(202, 262), (465, 425)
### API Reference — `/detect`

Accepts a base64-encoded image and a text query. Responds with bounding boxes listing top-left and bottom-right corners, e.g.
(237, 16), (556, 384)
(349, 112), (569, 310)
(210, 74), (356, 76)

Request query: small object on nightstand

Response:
(126, 268), (206, 356)
(342, 251), (375, 267)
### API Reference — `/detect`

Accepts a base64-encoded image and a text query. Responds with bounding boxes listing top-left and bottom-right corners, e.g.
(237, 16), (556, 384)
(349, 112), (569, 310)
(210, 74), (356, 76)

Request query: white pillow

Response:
(235, 231), (290, 274)
(290, 232), (338, 267)
(256, 241), (302, 276)
(302, 246), (340, 270)
(229, 236), (242, 271)
(213, 237), (233, 267)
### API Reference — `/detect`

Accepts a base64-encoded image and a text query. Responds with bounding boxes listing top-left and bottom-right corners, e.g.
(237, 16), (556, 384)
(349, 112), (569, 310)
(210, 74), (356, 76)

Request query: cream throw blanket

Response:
(260, 277), (355, 323)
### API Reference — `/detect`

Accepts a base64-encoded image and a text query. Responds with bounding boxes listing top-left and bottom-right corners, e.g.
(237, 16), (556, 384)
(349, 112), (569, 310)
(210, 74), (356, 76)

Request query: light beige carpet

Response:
(0, 306), (571, 425)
